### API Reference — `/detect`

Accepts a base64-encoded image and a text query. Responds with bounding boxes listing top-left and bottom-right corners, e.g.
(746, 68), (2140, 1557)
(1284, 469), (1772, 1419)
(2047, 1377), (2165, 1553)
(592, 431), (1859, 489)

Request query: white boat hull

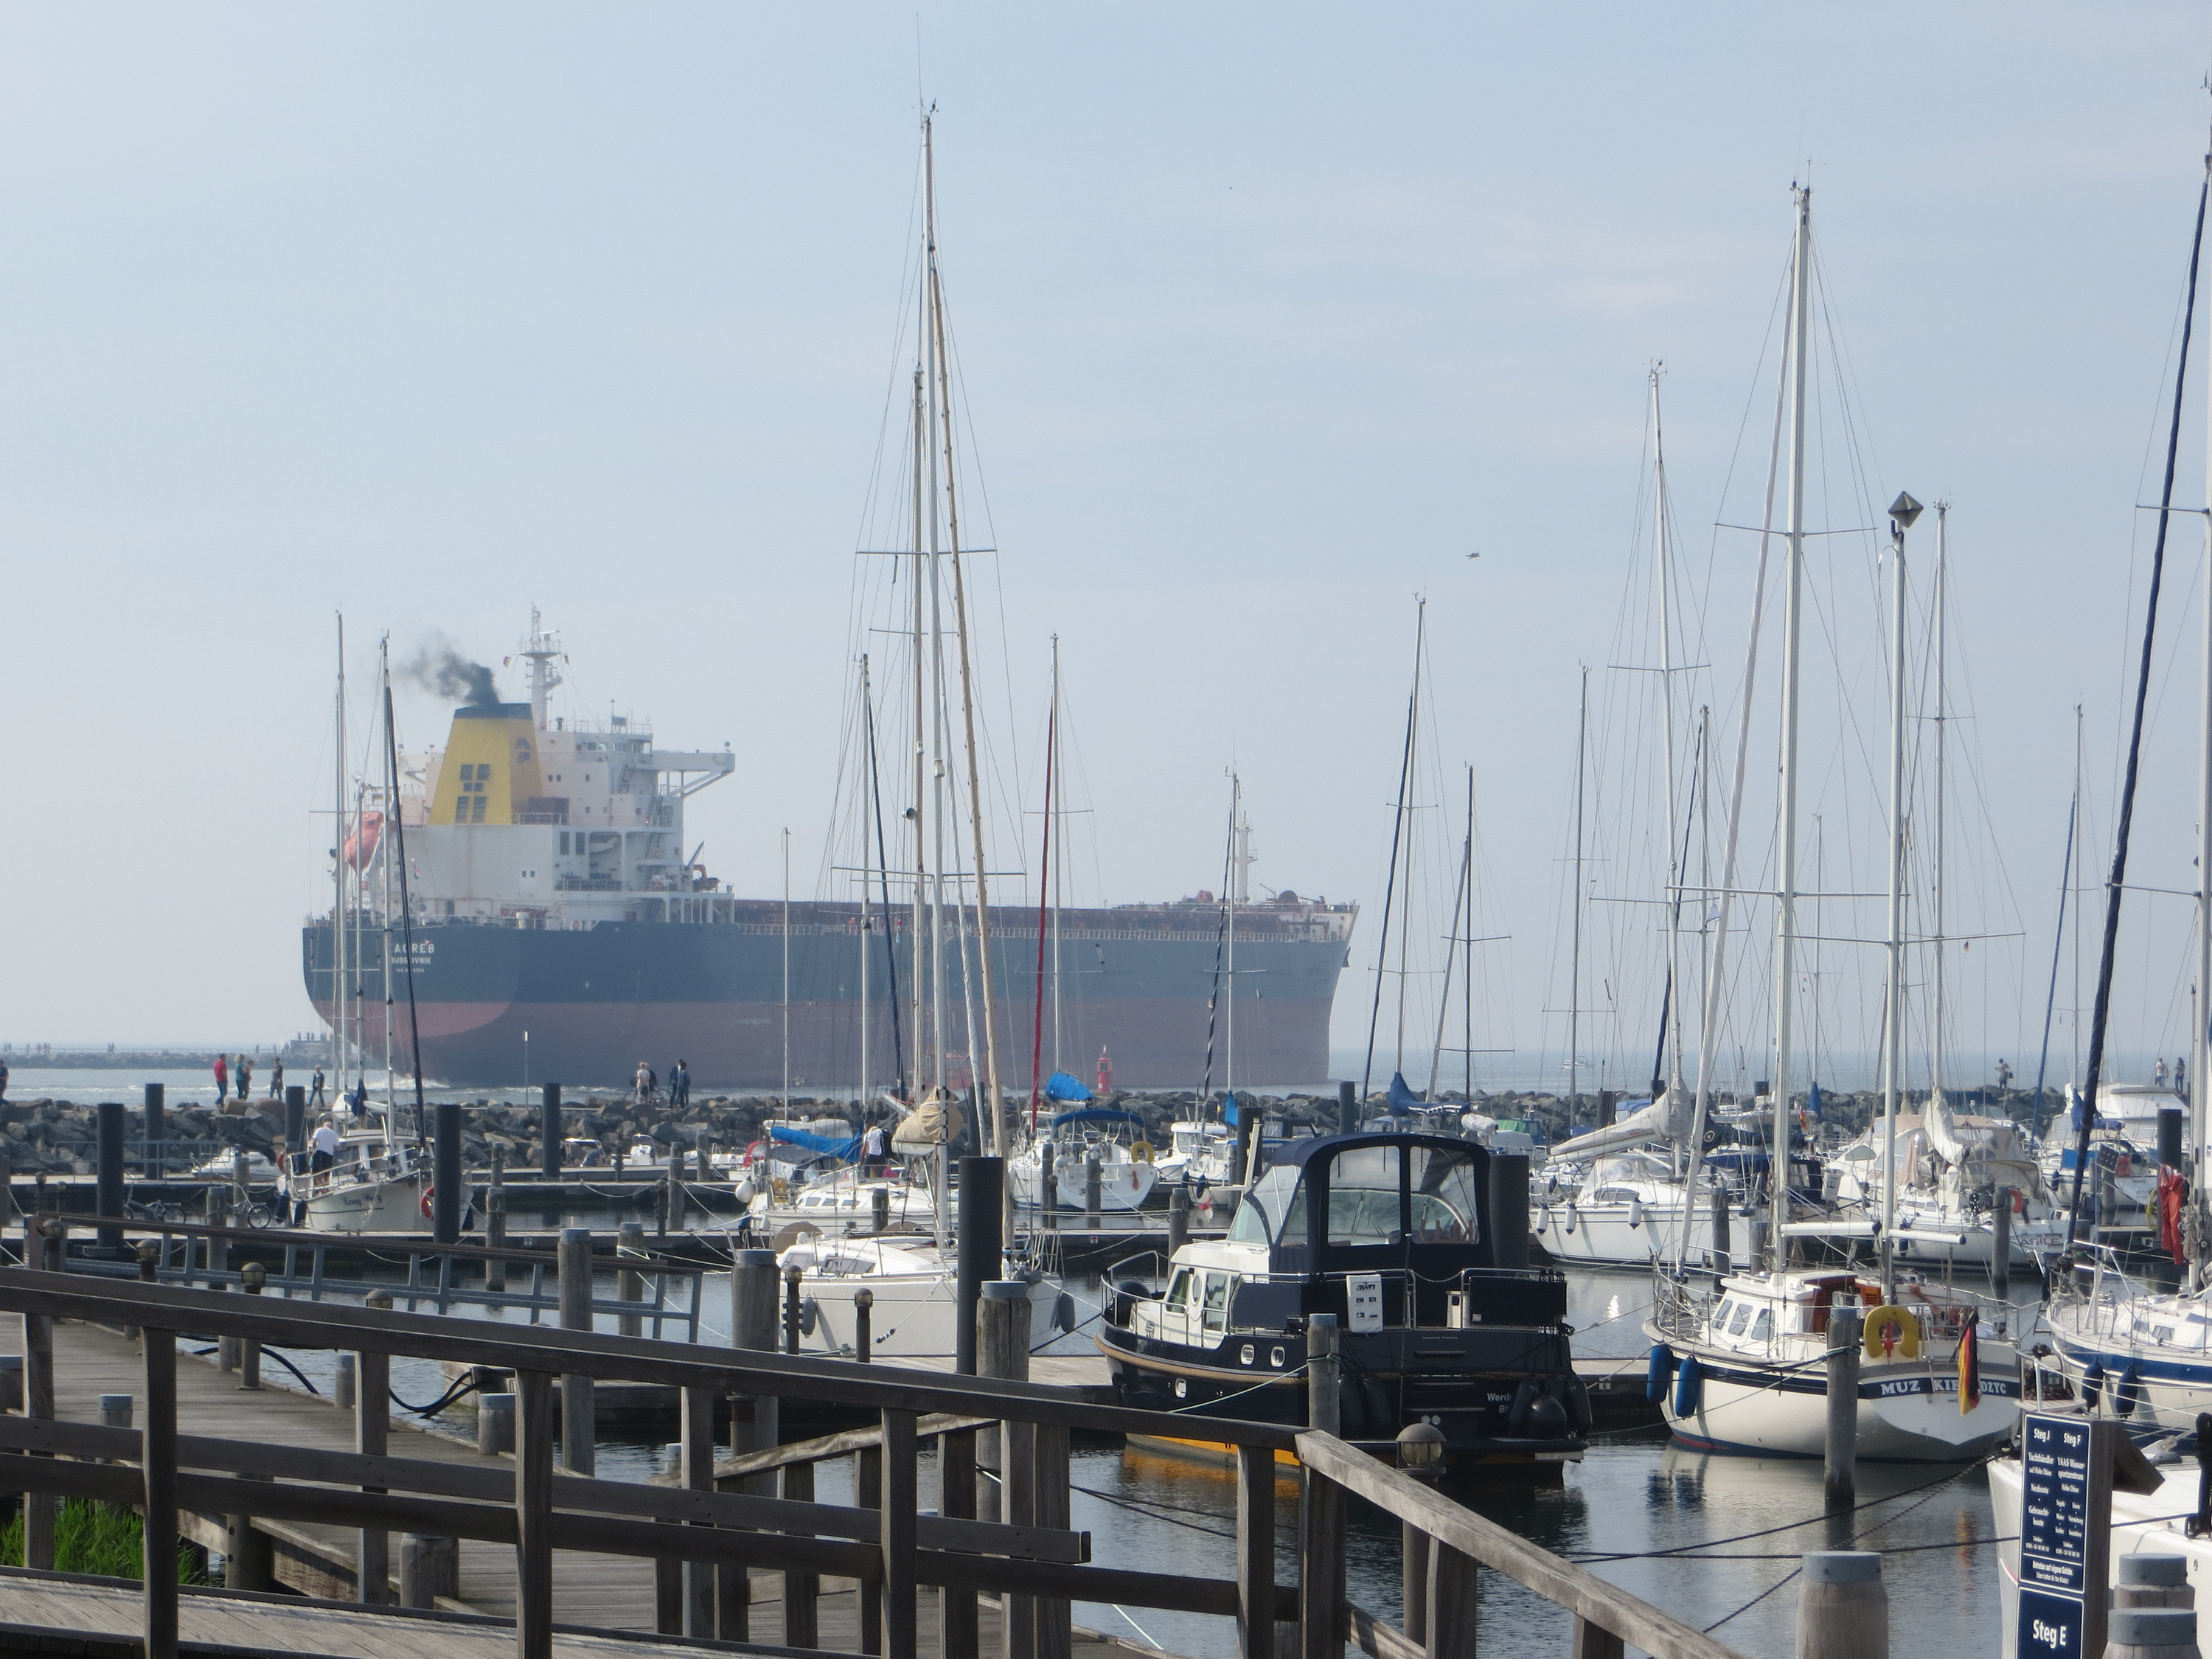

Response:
(1660, 1346), (2021, 1460)
(1532, 1199), (1740, 1269)
(1009, 1158), (1158, 1213)
(295, 1172), (434, 1234)
(796, 1272), (1065, 1360)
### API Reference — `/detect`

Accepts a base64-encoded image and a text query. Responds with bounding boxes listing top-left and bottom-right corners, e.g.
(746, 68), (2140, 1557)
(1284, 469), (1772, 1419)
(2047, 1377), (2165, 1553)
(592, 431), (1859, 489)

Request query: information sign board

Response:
(2016, 1413), (2113, 1659)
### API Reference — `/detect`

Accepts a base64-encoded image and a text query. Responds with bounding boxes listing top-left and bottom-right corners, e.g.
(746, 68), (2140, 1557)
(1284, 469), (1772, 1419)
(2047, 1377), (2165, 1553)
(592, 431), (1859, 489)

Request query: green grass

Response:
(0, 1500), (205, 1583)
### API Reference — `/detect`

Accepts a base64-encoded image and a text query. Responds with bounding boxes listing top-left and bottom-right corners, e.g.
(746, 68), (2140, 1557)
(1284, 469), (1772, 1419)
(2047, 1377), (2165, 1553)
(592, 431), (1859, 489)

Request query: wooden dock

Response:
(0, 1312), (1152, 1656)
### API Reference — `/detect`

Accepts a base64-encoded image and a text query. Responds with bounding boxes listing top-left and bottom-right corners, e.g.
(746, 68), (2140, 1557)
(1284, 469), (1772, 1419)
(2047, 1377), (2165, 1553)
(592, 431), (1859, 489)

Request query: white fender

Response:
(1628, 1196), (1644, 1230)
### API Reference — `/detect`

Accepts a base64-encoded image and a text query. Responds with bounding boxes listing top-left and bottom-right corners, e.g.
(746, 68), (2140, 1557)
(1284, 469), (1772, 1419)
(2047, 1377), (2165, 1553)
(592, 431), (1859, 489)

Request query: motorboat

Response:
(2039, 1252), (2212, 1436)
(1827, 1107), (2066, 1268)
(1151, 1119), (1235, 1189)
(1644, 1267), (2020, 1460)
(1099, 1130), (1589, 1467)
(280, 1113), (456, 1234)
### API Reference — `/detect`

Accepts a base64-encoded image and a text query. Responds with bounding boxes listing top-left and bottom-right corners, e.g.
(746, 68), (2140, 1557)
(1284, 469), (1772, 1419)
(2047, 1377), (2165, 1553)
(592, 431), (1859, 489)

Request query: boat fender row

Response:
(2081, 1359), (2104, 1412)
(1536, 1206), (1551, 1234)
(1647, 1343), (1678, 1403)
(1053, 1292), (1078, 1335)
(797, 1298), (820, 1338)
(1335, 1376), (1394, 1439)
(1563, 1203), (1578, 1237)
(1674, 1354), (1704, 1417)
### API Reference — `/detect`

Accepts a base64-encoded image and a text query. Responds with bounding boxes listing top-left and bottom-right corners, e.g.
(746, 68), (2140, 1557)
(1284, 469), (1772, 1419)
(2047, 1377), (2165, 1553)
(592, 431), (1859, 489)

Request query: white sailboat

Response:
(1644, 189), (2014, 1461)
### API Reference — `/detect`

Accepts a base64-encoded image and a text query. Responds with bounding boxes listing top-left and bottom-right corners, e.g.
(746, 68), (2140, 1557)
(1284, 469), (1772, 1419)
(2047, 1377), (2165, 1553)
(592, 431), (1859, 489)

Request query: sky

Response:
(5, 4), (2212, 1095)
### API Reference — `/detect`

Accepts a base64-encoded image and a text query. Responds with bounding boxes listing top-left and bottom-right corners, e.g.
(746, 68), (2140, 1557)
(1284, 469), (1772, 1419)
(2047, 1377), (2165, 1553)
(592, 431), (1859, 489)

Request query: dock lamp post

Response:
(1395, 1421), (1445, 1475)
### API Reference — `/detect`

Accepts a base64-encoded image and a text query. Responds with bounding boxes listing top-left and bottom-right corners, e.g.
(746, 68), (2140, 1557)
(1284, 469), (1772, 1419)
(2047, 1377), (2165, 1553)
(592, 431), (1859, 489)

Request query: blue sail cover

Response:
(1043, 1071), (1093, 1103)
(1048, 1107), (1147, 1132)
(768, 1124), (862, 1161)
(1223, 1091), (1240, 1124)
(1387, 1073), (1424, 1113)
(1806, 1082), (1823, 1120)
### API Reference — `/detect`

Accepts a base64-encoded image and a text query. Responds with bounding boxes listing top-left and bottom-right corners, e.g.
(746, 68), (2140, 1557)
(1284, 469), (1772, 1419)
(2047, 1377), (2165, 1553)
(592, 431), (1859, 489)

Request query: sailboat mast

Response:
(1227, 772), (1240, 1107)
(782, 827), (792, 1112)
(1931, 503), (1950, 1103)
(860, 655), (874, 1107)
(1427, 772), (1472, 1101)
(380, 638), (396, 1112)
(908, 366), (929, 1094)
(924, 116), (1008, 1153)
(1652, 366), (1687, 1098)
(334, 614), (349, 1091)
(1770, 184), (1814, 1261)
(2199, 285), (2212, 1184)
(1882, 493), (1923, 1295)
(1051, 643), (1065, 1074)
(1569, 665), (1589, 1127)
(1030, 643), (1057, 1124)
(1360, 601), (1425, 1102)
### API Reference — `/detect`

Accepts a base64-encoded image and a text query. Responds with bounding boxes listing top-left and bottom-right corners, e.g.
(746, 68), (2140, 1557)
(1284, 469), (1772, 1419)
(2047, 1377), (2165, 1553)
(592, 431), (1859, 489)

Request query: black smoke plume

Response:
(402, 636), (501, 708)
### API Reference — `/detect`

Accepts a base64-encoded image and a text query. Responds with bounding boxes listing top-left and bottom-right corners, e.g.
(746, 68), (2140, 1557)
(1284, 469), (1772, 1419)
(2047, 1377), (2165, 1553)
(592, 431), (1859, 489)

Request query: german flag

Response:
(1958, 1310), (1980, 1415)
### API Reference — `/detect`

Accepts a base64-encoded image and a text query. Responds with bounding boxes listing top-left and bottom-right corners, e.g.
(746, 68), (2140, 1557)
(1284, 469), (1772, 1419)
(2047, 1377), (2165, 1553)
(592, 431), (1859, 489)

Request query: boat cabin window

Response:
(1725, 1301), (1753, 1335)
(1164, 1268), (1193, 1309)
(1408, 1144), (1481, 1242)
(1231, 1165), (1304, 1245)
(1326, 1146), (1404, 1245)
(1750, 1308), (1773, 1342)
(1200, 1272), (1232, 1335)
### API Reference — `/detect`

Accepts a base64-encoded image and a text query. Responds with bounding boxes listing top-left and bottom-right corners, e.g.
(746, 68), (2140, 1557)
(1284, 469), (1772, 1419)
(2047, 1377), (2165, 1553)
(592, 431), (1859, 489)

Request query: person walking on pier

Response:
(634, 1060), (652, 1106)
(268, 1060), (284, 1100)
(309, 1065), (325, 1107)
(213, 1053), (228, 1102)
(670, 1059), (690, 1110)
(0, 1059), (9, 1104)
(236, 1056), (252, 1101)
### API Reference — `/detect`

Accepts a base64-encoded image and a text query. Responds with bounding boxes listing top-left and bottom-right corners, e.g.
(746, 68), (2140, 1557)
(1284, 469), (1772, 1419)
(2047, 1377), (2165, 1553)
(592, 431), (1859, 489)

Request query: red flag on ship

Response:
(2160, 1166), (2188, 1265)
(1958, 1312), (1980, 1416)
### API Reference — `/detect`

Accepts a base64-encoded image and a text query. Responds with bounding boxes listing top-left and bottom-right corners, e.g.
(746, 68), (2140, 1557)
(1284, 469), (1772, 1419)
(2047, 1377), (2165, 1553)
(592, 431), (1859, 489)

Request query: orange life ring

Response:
(420, 1185), (434, 1220)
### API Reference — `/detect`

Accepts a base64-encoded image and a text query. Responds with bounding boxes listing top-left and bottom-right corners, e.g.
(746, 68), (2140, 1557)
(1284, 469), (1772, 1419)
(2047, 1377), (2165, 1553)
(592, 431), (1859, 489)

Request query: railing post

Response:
(1405, 1523), (1430, 1647)
(24, 1307), (53, 1570)
(1429, 1543), (1481, 1659)
(357, 1290), (392, 1605)
(1034, 1416), (1071, 1659)
(859, 1439), (884, 1654)
(781, 1454), (820, 1648)
(1169, 1184), (1189, 1256)
(1239, 1442), (1277, 1659)
(334, 1353), (356, 1411)
(617, 1222), (646, 1338)
(1298, 1463), (1345, 1658)
(981, 1281), (1033, 1659)
(880, 1408), (919, 1659)
(515, 1368), (556, 1659)
(1571, 1617), (1627, 1659)
(681, 1385), (717, 1639)
(540, 1082), (562, 1179)
(558, 1227), (594, 1475)
(938, 1418), (979, 1657)
(487, 1152), (507, 1292)
(855, 1287), (874, 1363)
(95, 1100), (125, 1253)
(238, 1262), (265, 1390)
(142, 1324), (178, 1659)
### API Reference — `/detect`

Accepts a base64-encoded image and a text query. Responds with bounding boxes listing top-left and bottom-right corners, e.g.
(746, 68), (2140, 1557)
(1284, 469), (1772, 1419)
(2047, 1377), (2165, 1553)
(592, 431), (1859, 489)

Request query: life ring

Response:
(420, 1185), (434, 1220)
(1131, 1141), (1154, 1164)
(771, 1176), (789, 1203)
(1863, 1304), (1921, 1360)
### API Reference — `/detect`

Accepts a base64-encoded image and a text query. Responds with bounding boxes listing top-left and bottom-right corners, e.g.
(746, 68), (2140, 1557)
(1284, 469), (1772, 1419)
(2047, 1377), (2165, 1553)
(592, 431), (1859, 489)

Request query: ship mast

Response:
(924, 112), (1008, 1154)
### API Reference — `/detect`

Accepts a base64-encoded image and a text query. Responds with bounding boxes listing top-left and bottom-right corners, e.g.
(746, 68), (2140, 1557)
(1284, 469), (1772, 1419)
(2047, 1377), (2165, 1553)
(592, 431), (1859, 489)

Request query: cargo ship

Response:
(303, 618), (1356, 1091)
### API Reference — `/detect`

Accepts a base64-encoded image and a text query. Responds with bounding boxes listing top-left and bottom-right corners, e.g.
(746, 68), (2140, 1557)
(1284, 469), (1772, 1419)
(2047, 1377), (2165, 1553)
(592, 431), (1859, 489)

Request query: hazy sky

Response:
(7, 4), (2212, 1093)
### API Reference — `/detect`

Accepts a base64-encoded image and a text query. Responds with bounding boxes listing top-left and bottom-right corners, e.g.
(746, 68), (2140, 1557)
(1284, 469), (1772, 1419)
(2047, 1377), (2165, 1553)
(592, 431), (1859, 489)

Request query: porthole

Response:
(1239, 1343), (1255, 1366)
(1173, 1377), (1188, 1399)
(1270, 1346), (1287, 1368)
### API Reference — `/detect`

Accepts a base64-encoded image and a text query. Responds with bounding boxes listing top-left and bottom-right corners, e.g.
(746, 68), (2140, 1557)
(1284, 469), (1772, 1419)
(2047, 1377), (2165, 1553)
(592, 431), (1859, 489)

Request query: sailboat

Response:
(773, 111), (1060, 1346)
(1642, 189), (2016, 1461)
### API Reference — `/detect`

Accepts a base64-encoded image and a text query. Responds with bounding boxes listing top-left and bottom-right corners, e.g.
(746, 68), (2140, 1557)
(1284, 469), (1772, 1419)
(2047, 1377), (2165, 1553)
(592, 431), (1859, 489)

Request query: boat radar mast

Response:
(514, 608), (565, 731)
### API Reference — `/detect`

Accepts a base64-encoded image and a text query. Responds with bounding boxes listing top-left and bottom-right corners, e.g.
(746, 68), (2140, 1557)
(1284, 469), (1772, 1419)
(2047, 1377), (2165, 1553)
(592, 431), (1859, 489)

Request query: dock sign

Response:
(2017, 1413), (2114, 1659)
(1346, 1273), (1384, 1334)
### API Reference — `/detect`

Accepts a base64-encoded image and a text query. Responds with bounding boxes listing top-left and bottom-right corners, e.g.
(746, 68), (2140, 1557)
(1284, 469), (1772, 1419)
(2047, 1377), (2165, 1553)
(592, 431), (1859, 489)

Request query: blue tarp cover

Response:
(768, 1124), (862, 1161)
(1043, 1071), (1093, 1103)
(1223, 1091), (1240, 1124)
(1387, 1073), (1424, 1113)
(1048, 1107), (1147, 1132)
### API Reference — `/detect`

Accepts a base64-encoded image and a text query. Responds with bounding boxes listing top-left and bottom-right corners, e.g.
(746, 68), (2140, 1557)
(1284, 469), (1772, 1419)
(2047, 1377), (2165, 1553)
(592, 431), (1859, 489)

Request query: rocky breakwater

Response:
(0, 1097), (250, 1175)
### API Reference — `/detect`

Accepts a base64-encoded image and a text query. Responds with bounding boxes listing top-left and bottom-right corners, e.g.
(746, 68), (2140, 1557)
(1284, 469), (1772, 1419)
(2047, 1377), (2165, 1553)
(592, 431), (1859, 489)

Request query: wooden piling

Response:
(1993, 1189), (2014, 1310)
(981, 1282), (1032, 1659)
(956, 1157), (1004, 1378)
(557, 1228), (594, 1476)
(539, 1083), (562, 1179)
(237, 1264), (265, 1391)
(398, 1533), (456, 1608)
(486, 1188), (508, 1293)
(2107, 1608), (2199, 1659)
(1711, 1185), (1731, 1266)
(514, 1368), (555, 1659)
(1039, 1142), (1057, 1231)
(24, 1307), (52, 1569)
(1084, 1156), (1102, 1229)
(139, 1325), (176, 1659)
(855, 1287), (874, 1363)
(1307, 1312), (1340, 1434)
(1795, 1551), (1886, 1659)
(2118, 1554), (2195, 1609)
(1826, 1302), (1860, 1512)
(681, 1384), (717, 1639)
(724, 1248), (781, 1642)
(333, 1353), (356, 1411)
(1338, 1079), (1357, 1135)
(1168, 1186), (1189, 1257)
(357, 1290), (391, 1605)
(478, 1390), (515, 1455)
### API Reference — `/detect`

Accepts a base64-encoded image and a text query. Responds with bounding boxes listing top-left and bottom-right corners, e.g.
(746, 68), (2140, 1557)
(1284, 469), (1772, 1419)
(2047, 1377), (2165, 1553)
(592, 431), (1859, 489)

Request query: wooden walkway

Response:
(1, 1315), (1154, 1658)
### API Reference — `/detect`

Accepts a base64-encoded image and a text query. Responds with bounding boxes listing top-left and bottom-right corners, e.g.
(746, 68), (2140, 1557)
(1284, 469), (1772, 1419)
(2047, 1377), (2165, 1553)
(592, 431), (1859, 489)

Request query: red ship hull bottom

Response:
(313, 997), (1334, 1092)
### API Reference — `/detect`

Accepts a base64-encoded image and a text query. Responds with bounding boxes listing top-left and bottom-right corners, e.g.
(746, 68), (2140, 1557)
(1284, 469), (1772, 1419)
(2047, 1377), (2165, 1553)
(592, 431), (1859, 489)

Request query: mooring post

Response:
(723, 1248), (781, 1641)
(658, 1169), (673, 1238)
(94, 1101), (125, 1253)
(1795, 1551), (1887, 1659)
(981, 1281), (1033, 1656)
(515, 1369), (555, 1659)
(1307, 1312), (1340, 1433)
(1084, 1155), (1102, 1229)
(1338, 1079), (1357, 1135)
(1039, 1139), (1057, 1230)
(855, 1286), (874, 1363)
(238, 1262), (265, 1390)
(141, 1323), (178, 1657)
(23, 1307), (52, 1570)
(479, 1388), (515, 1455)
(872, 1183), (891, 1234)
(1711, 1184), (1732, 1267)
(783, 1265), (804, 1355)
(431, 1101), (462, 1245)
(284, 1085), (306, 1162)
(1826, 1300), (1860, 1512)
(540, 1082), (562, 1178)
(142, 1082), (167, 1178)
(617, 1221), (647, 1338)
(357, 1290), (392, 1604)
(1166, 1186), (1190, 1259)
(487, 1187), (509, 1293)
(956, 1156), (1004, 1377)
(399, 1534), (458, 1610)
(1993, 1189), (2014, 1315)
(557, 1228), (595, 1475)
(1490, 1153), (1531, 1269)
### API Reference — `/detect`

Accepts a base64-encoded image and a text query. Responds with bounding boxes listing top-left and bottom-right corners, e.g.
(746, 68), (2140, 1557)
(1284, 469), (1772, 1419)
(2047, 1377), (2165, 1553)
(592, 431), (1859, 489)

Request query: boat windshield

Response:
(1230, 1164), (1303, 1244)
(1325, 1146), (1403, 1246)
(1409, 1144), (1481, 1243)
